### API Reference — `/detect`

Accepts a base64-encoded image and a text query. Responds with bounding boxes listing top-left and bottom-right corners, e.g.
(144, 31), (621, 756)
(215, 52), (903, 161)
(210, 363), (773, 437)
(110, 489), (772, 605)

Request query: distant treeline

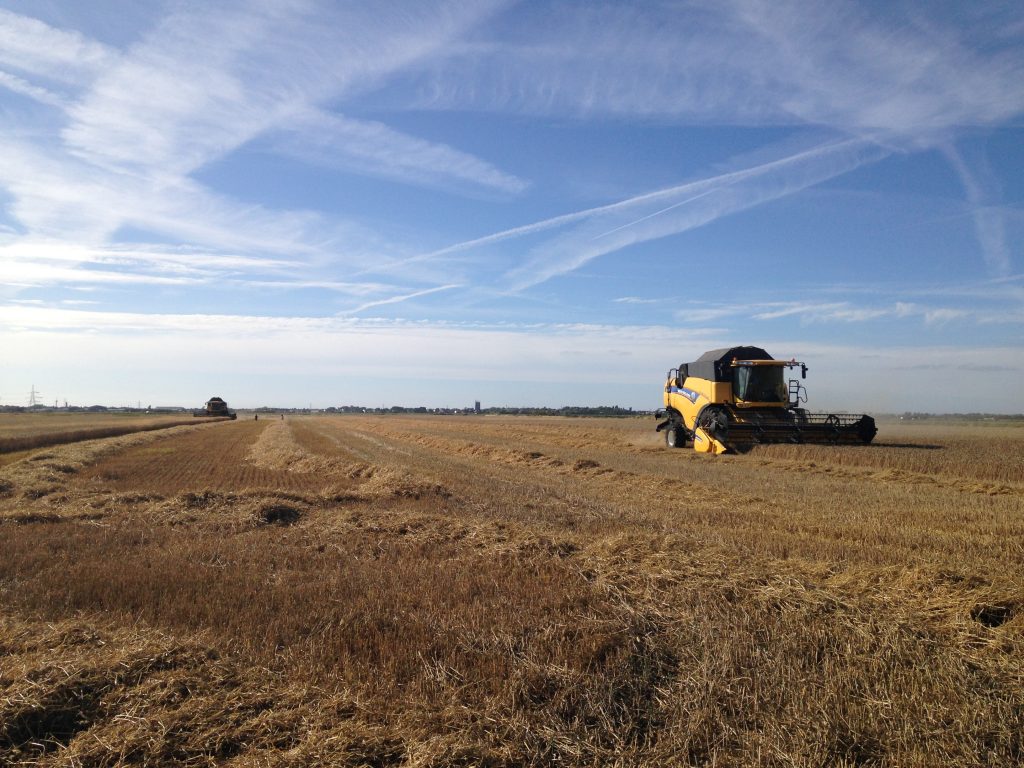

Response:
(308, 405), (646, 417)
(480, 406), (643, 417)
(250, 405), (646, 417)
(0, 405), (186, 414)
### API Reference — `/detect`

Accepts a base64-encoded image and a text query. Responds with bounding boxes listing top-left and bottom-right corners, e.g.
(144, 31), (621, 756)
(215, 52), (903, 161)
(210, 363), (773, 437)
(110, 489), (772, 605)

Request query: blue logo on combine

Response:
(670, 386), (700, 404)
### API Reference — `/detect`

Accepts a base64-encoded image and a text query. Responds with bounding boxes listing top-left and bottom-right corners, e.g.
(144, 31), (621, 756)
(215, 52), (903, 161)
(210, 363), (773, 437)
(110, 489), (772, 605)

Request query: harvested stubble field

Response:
(0, 413), (207, 462)
(0, 415), (1022, 766)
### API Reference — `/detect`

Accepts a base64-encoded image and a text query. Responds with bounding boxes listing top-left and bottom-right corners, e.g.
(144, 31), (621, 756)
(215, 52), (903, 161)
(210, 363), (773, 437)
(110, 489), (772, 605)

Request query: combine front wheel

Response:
(665, 425), (687, 448)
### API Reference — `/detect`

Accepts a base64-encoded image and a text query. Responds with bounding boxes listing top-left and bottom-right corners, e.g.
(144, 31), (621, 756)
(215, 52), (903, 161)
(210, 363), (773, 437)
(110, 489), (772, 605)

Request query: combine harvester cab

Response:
(193, 396), (237, 420)
(655, 346), (876, 454)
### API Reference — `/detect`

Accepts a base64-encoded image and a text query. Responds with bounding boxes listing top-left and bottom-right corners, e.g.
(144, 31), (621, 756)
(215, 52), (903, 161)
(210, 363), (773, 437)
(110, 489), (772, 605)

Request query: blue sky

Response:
(1, 1), (1022, 412)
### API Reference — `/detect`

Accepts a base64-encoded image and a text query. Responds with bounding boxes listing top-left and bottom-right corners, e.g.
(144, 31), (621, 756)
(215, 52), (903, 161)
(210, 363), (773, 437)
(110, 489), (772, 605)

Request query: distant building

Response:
(474, 400), (481, 414)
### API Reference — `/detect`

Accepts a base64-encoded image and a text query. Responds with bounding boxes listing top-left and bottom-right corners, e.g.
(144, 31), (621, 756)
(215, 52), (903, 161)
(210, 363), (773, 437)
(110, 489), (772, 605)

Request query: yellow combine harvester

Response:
(655, 346), (876, 454)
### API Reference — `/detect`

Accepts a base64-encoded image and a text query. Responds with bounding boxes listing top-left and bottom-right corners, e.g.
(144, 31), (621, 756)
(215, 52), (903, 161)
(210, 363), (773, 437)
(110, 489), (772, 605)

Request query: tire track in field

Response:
(247, 419), (365, 476)
(303, 417), (772, 535)
(375, 418), (637, 454)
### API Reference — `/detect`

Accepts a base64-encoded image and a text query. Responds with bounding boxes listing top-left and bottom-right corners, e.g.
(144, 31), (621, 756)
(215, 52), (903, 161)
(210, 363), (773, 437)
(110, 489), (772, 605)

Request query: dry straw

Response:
(1, 414), (1021, 765)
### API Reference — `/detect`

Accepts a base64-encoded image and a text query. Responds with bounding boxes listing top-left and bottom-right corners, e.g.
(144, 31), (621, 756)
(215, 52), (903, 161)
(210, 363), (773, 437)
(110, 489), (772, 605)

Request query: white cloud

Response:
(276, 110), (527, 194)
(942, 143), (1013, 276)
(61, 1), (511, 176)
(0, 238), (447, 300)
(673, 297), (1021, 327)
(673, 306), (742, 323)
(0, 69), (67, 107)
(241, 279), (396, 296)
(2, 259), (201, 289)
(0, 9), (113, 85)
(0, 134), (391, 270)
(752, 303), (851, 321)
(1, 239), (298, 272)
(731, 1), (1024, 138)
(613, 297), (661, 305)
(924, 308), (970, 324)
(410, 1), (1024, 137)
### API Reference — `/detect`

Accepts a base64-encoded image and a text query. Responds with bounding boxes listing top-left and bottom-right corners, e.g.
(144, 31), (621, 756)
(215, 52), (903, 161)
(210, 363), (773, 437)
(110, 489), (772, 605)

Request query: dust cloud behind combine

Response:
(1, 415), (1022, 765)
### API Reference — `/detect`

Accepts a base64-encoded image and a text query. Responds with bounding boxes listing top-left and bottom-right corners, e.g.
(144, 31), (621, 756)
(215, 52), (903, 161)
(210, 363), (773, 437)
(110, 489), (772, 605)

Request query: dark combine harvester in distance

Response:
(655, 346), (876, 454)
(193, 396), (237, 420)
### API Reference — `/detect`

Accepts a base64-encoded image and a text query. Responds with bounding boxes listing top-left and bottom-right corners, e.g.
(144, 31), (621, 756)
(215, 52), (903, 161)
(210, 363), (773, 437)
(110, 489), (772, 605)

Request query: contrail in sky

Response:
(342, 283), (462, 315)
(373, 137), (882, 278)
(504, 138), (891, 289)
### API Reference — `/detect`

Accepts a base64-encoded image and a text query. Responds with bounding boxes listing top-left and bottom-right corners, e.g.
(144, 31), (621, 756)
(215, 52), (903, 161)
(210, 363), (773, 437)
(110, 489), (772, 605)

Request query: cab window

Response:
(734, 366), (788, 402)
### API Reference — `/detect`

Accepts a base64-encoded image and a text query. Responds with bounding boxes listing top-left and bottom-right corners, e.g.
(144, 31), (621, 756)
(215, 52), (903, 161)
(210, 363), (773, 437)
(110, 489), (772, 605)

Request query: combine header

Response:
(193, 396), (237, 420)
(655, 346), (876, 454)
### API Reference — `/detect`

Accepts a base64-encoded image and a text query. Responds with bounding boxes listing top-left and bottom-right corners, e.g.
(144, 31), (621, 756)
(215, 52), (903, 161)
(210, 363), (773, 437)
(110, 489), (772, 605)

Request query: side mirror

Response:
(801, 364), (808, 379)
